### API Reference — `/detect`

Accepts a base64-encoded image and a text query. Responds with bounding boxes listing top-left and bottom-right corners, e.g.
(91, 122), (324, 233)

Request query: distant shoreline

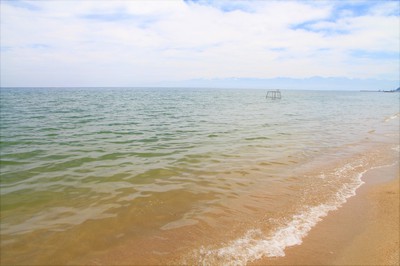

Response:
(360, 90), (400, 93)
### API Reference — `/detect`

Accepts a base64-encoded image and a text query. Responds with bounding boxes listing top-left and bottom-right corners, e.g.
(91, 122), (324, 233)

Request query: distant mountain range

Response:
(157, 77), (399, 91)
(388, 87), (400, 92)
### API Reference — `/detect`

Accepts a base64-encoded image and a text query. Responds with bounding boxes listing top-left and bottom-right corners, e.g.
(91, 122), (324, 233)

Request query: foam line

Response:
(384, 112), (400, 122)
(195, 165), (367, 265)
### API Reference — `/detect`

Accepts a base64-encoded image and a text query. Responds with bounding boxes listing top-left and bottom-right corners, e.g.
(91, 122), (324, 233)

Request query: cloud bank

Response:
(0, 0), (399, 88)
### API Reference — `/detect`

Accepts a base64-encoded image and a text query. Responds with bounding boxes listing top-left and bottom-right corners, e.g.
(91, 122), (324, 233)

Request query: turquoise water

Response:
(1, 88), (399, 264)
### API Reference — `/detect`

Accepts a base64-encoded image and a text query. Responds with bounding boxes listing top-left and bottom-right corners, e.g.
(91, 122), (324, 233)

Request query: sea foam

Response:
(194, 161), (367, 265)
(384, 112), (400, 122)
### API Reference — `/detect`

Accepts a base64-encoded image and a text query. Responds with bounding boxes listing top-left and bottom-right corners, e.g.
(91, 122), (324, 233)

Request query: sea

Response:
(0, 87), (399, 265)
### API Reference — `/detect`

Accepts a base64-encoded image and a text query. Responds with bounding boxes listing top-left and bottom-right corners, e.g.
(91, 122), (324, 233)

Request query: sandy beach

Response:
(1, 0), (399, 264)
(253, 161), (399, 266)
(333, 165), (399, 265)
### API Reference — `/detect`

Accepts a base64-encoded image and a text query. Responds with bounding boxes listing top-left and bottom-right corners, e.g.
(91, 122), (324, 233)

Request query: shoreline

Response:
(252, 161), (399, 265)
(72, 145), (400, 266)
(2, 147), (398, 266)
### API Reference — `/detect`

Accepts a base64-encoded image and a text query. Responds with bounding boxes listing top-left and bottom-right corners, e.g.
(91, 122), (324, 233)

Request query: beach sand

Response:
(252, 161), (399, 266)
(333, 165), (399, 265)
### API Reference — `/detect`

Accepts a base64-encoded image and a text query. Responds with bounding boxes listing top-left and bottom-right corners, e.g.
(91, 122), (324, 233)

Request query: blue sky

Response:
(0, 0), (399, 88)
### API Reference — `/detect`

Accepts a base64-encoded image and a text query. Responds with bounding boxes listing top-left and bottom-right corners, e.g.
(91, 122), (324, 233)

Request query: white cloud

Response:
(0, 0), (398, 87)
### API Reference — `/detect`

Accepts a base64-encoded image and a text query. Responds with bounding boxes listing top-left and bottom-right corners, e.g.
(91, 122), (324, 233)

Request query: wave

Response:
(192, 161), (368, 265)
(384, 112), (400, 122)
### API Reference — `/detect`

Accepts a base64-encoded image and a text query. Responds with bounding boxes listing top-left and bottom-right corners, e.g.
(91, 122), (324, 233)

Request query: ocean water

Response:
(0, 87), (399, 265)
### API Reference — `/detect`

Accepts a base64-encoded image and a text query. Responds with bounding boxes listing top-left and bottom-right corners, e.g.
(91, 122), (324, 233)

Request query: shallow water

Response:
(0, 88), (399, 265)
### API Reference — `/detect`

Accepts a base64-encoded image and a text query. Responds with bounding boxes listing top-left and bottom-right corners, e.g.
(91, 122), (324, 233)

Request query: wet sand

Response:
(253, 162), (399, 265)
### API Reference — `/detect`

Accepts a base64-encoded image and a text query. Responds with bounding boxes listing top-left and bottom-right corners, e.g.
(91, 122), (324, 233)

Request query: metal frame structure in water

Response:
(266, 90), (281, 100)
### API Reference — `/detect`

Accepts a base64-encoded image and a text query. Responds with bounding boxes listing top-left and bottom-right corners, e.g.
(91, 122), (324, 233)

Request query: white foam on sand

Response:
(194, 162), (367, 265)
(384, 112), (400, 122)
(392, 145), (400, 152)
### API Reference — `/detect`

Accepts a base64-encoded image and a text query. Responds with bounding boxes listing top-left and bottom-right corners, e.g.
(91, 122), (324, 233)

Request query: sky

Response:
(0, 0), (399, 88)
